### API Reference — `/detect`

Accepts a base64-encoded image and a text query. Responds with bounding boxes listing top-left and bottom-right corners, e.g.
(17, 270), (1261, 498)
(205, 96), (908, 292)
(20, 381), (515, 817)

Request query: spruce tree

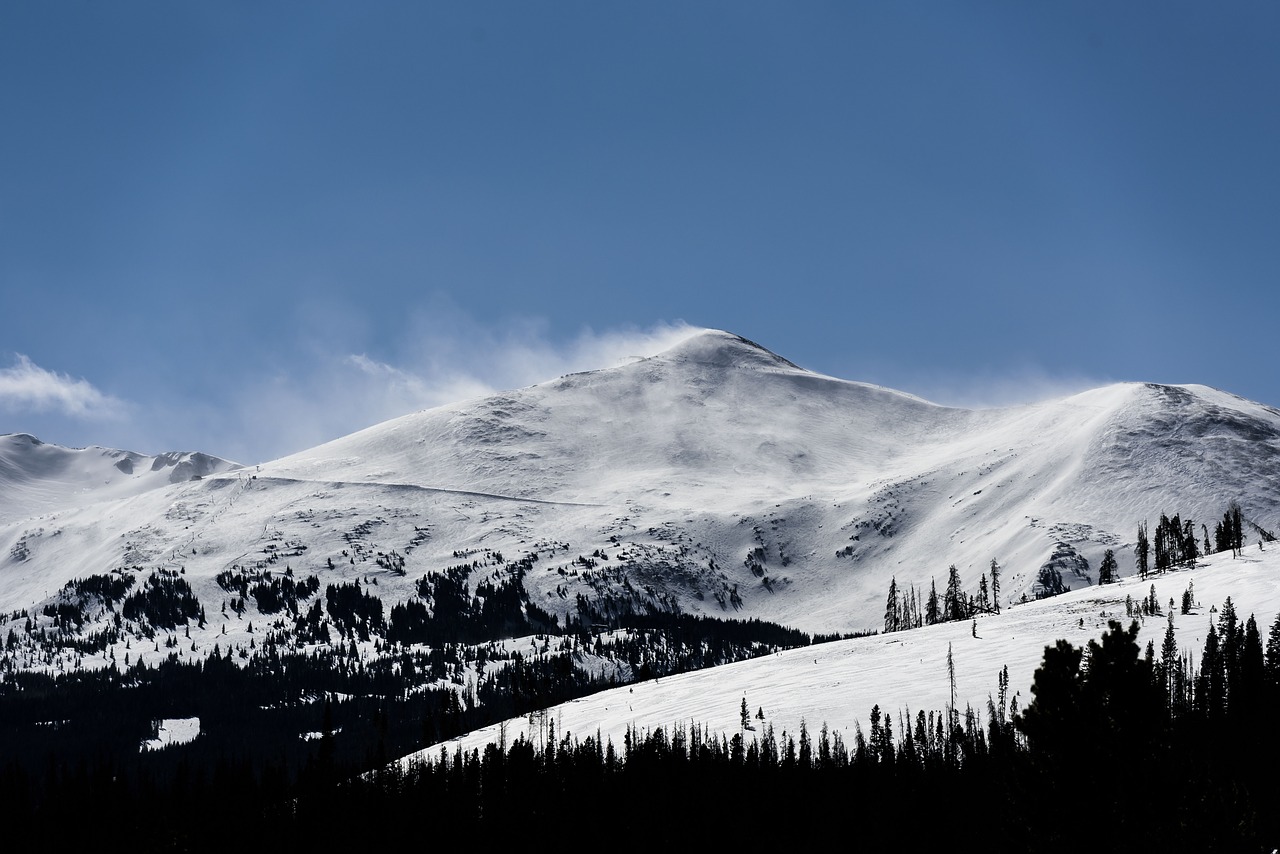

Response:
(989, 558), (1001, 614)
(1240, 615), (1264, 718)
(1182, 519), (1199, 566)
(1230, 500), (1244, 553)
(1160, 611), (1178, 709)
(1219, 597), (1242, 711)
(944, 564), (964, 622)
(884, 577), (900, 634)
(1136, 522), (1150, 578)
(925, 578), (940, 625)
(977, 573), (991, 614)
(1197, 622), (1224, 719)
(1265, 612), (1280, 686)
(1098, 549), (1117, 585)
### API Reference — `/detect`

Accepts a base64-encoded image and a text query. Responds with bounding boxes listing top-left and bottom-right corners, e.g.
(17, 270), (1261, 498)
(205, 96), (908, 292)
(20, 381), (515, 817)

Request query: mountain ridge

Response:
(0, 432), (240, 525)
(2, 330), (1278, 637)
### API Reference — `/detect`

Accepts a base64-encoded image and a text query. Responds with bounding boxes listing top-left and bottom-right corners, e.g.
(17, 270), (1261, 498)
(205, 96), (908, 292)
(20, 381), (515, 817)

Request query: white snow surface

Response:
(141, 717), (201, 751)
(407, 547), (1280, 765)
(3, 329), (1280, 637)
(0, 433), (239, 525)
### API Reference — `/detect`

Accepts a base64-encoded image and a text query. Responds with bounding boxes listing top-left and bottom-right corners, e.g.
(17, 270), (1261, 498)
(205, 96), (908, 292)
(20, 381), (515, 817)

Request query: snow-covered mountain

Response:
(3, 329), (1279, 642)
(0, 432), (239, 525)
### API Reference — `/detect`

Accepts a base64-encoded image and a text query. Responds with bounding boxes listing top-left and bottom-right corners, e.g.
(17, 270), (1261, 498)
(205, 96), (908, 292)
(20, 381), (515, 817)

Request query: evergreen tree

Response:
(946, 642), (957, 763)
(1098, 549), (1117, 585)
(798, 718), (812, 768)
(1197, 622), (1224, 719)
(884, 577), (900, 634)
(1019, 639), (1084, 761)
(1239, 615), (1264, 719)
(989, 558), (1001, 614)
(1219, 597), (1242, 712)
(1213, 514), (1233, 555)
(1159, 611), (1178, 710)
(944, 564), (964, 622)
(1215, 502), (1245, 556)
(1182, 519), (1199, 565)
(1266, 611), (1280, 688)
(925, 578), (940, 626)
(1136, 522), (1150, 579)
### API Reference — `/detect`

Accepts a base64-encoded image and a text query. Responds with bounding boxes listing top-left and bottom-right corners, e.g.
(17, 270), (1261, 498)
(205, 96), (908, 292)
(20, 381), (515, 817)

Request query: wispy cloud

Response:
(223, 318), (701, 462)
(0, 355), (124, 419)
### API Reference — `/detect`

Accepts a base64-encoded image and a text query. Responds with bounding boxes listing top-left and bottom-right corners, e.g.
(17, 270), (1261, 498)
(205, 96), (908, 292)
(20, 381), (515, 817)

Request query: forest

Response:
(2, 503), (1279, 850)
(3, 598), (1278, 850)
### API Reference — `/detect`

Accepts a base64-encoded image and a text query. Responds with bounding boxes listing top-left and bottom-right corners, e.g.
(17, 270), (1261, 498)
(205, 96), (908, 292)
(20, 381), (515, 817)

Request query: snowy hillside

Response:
(2, 329), (1280, 646)
(0, 432), (238, 524)
(408, 545), (1280, 765)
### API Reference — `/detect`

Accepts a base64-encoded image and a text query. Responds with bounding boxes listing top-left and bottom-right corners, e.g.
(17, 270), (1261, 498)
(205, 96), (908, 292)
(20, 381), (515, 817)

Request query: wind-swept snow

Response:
(3, 329), (1280, 636)
(0, 433), (239, 525)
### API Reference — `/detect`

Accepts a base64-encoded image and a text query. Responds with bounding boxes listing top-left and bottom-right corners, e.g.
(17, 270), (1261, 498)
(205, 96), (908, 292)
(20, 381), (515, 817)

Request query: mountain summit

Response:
(644, 329), (805, 372)
(2, 331), (1279, 634)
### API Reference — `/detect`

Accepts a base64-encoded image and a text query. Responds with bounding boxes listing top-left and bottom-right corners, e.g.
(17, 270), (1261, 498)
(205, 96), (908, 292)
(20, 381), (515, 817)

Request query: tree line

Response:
(884, 559), (1000, 633)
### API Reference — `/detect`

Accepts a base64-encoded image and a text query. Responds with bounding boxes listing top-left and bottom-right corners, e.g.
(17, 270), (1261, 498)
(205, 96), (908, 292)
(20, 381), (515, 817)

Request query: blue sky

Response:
(3, 2), (1279, 463)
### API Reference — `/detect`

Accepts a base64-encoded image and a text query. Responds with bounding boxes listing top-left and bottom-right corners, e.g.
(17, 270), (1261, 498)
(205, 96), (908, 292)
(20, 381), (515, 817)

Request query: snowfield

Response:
(140, 717), (201, 752)
(406, 545), (1280, 764)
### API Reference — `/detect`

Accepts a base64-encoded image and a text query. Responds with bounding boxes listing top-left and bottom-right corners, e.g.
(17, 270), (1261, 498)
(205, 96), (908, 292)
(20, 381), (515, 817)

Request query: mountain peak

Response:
(648, 329), (803, 372)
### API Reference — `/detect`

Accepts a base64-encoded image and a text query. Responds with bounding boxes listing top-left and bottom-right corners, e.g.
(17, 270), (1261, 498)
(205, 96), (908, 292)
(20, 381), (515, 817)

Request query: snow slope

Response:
(407, 546), (1280, 765)
(0, 433), (239, 525)
(3, 329), (1280, 638)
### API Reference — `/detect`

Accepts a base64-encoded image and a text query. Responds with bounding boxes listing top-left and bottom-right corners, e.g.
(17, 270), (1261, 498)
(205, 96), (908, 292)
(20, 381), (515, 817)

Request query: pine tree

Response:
(1230, 500), (1244, 554)
(1265, 612), (1280, 689)
(884, 577), (900, 634)
(1239, 615), (1264, 719)
(1136, 522), (1150, 579)
(946, 642), (957, 763)
(1182, 518), (1199, 566)
(944, 564), (964, 622)
(1219, 597), (1241, 711)
(1159, 610), (1178, 710)
(1197, 622), (1224, 719)
(1098, 549), (1117, 584)
(989, 558), (1001, 614)
(925, 578), (940, 625)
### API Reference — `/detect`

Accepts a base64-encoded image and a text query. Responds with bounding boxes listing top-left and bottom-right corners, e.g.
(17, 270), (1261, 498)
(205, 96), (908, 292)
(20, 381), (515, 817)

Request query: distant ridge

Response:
(0, 433), (239, 524)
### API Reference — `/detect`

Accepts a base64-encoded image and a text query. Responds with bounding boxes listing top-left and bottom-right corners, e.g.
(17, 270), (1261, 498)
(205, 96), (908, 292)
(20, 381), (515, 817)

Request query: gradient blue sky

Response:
(3, 2), (1279, 463)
